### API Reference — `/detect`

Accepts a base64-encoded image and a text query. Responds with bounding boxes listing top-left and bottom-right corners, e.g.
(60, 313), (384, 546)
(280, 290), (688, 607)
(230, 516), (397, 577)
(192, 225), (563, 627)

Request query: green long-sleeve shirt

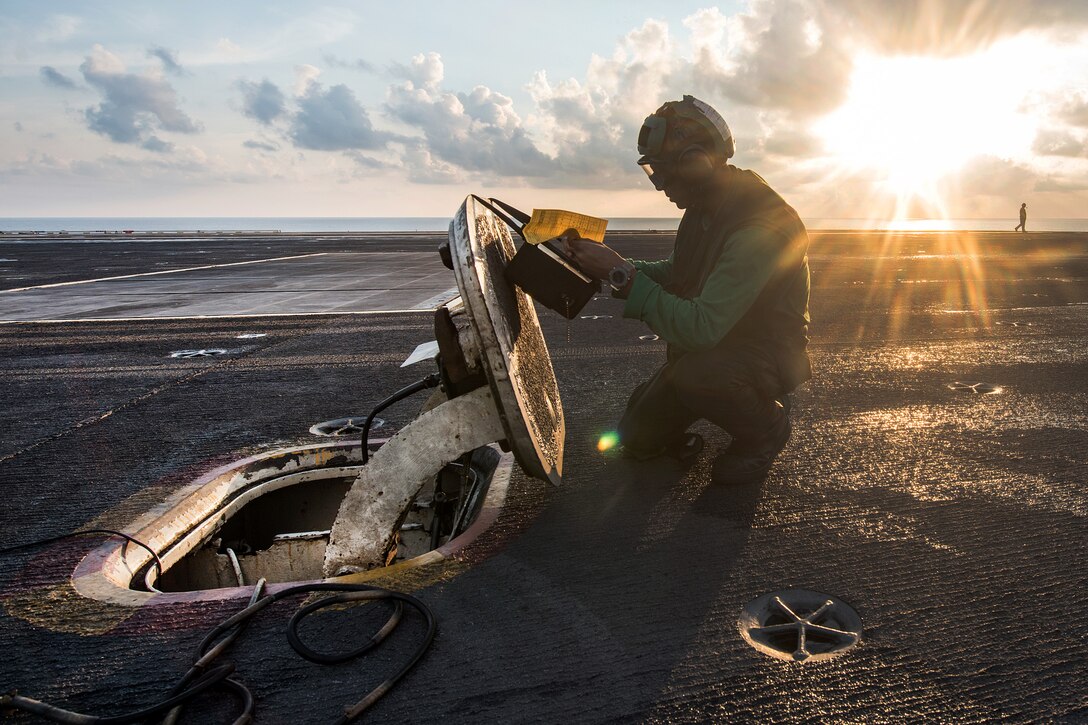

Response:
(623, 226), (780, 352)
(621, 166), (812, 363)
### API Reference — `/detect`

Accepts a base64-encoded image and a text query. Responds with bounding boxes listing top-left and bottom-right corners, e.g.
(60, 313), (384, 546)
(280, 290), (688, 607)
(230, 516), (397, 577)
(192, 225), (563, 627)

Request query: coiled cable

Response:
(1, 549), (436, 723)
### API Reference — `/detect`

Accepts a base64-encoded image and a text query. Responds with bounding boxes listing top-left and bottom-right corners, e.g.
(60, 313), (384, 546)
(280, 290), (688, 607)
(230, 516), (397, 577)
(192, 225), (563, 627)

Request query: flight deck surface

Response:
(1, 229), (1085, 722)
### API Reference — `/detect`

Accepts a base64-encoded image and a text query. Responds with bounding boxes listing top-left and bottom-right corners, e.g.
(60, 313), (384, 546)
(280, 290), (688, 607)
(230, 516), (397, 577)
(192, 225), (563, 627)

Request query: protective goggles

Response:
(637, 158), (674, 190)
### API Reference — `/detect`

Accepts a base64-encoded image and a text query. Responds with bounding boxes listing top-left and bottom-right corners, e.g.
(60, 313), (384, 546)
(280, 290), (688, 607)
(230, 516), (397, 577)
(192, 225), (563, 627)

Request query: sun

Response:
(815, 43), (1038, 206)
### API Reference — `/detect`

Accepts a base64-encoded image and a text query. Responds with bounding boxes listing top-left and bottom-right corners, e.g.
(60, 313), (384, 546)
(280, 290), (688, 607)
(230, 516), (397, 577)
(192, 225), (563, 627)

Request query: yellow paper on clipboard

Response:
(522, 209), (608, 245)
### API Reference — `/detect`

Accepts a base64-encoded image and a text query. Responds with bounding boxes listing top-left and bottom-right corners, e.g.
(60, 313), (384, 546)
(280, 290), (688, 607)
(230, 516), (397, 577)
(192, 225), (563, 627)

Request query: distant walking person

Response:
(1014, 202), (1027, 232)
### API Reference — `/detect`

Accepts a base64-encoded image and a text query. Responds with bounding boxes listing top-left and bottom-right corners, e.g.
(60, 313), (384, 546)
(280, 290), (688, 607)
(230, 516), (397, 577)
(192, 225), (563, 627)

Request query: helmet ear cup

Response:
(676, 146), (715, 183)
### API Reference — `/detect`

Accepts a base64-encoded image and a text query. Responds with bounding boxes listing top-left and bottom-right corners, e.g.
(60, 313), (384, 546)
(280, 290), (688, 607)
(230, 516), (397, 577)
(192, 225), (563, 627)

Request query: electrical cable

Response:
(225, 546), (245, 587)
(3, 371), (448, 721)
(0, 528), (164, 592)
(1, 663), (238, 725)
(161, 579), (267, 725)
(361, 373), (441, 464)
(449, 467), (483, 540)
(1, 581), (437, 724)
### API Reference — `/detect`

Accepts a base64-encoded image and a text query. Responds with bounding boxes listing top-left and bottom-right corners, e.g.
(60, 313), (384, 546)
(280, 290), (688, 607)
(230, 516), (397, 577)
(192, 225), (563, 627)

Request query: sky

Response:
(2, 0), (1088, 221)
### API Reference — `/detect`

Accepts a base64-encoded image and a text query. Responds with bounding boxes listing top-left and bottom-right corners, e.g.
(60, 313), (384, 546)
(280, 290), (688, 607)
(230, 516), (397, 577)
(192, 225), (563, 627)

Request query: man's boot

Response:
(711, 405), (791, 485)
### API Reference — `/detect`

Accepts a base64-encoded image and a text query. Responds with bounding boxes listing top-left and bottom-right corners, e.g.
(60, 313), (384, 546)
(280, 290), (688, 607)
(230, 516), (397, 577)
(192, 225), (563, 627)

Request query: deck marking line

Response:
(412, 287), (460, 310)
(0, 253), (330, 294)
(0, 309), (434, 324)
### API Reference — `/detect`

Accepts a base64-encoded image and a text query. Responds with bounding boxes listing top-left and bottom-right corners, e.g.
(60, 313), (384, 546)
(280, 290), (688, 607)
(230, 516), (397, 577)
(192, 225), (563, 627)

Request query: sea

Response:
(2, 217), (1088, 233)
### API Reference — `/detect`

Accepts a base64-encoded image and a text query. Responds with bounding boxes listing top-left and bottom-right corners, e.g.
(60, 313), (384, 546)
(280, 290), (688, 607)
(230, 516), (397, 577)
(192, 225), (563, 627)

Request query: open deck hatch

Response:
(72, 195), (563, 601)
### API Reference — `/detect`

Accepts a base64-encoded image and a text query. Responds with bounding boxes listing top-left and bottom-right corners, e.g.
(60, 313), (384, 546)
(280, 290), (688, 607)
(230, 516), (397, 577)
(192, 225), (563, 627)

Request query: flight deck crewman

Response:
(563, 95), (811, 485)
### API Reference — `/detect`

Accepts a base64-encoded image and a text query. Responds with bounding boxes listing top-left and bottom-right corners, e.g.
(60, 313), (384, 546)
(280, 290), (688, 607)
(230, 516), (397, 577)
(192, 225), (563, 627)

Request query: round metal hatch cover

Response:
(309, 417), (385, 437)
(448, 196), (565, 485)
(739, 589), (862, 662)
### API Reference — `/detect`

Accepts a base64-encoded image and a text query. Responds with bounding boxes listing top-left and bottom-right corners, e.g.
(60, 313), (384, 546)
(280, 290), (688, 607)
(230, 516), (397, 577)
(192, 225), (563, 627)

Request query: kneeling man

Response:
(564, 95), (812, 484)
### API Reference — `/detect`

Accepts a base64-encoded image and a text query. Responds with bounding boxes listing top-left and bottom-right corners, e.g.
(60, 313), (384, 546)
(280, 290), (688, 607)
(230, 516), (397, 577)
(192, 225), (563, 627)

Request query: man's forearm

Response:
(630, 257), (673, 285)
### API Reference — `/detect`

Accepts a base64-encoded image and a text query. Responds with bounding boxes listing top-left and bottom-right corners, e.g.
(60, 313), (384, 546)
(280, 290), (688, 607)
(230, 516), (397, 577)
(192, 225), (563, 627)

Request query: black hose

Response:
(287, 592), (403, 664)
(2, 663), (236, 725)
(1, 377), (449, 722)
(1, 582), (437, 724)
(161, 580), (268, 725)
(0, 528), (164, 589)
(361, 373), (441, 464)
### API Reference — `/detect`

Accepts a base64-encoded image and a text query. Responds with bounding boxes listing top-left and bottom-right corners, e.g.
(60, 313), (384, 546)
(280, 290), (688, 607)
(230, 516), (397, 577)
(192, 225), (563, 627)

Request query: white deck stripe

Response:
(413, 287), (460, 310)
(0, 253), (329, 293)
(0, 309), (434, 324)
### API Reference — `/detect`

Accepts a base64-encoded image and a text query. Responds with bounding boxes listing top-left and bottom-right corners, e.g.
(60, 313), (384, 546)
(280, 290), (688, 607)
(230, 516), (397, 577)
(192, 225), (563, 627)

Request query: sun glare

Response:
(816, 43), (1038, 208)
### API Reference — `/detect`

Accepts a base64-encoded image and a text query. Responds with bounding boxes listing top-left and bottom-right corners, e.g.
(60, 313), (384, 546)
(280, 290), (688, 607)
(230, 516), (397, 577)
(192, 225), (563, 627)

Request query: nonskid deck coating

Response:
(0, 249), (455, 320)
(0, 230), (1086, 722)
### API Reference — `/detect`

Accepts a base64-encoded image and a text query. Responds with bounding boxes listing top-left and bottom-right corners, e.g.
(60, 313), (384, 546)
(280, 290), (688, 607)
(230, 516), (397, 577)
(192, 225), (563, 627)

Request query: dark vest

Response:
(665, 166), (812, 388)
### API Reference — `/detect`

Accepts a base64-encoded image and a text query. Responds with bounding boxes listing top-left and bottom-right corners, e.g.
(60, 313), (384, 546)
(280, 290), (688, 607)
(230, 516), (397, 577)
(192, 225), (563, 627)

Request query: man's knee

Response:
(669, 352), (754, 409)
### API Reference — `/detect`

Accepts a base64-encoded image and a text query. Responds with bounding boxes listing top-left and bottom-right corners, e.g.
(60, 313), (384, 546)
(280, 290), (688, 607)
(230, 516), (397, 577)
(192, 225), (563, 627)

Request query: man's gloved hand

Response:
(559, 230), (627, 280)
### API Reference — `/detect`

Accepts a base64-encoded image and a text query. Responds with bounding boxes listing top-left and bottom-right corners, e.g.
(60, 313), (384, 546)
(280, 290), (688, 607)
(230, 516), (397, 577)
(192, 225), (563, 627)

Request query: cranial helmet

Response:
(636, 95), (735, 188)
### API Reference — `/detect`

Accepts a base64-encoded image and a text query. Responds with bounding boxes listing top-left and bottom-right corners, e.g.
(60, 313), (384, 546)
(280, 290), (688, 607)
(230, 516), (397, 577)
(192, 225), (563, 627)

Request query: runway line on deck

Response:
(0, 309), (438, 324)
(413, 287), (460, 310)
(0, 253), (330, 293)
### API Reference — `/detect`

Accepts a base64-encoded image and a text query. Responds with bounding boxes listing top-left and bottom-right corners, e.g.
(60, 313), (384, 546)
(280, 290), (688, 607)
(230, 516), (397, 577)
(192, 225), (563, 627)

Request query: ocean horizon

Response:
(3, 216), (1088, 233)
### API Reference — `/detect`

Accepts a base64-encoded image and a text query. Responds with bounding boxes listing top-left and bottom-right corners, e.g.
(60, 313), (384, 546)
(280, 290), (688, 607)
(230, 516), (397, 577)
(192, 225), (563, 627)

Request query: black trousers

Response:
(617, 338), (801, 453)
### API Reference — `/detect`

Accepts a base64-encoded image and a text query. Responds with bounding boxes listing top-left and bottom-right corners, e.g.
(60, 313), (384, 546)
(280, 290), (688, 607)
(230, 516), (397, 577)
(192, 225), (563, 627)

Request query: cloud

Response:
(526, 18), (679, 181)
(141, 136), (174, 153)
(373, 20), (756, 187)
(36, 14), (81, 43)
(1032, 129), (1087, 157)
(66, 146), (234, 184)
(294, 64), (321, 95)
(374, 10), (854, 187)
(824, 0), (1088, 56)
(1034, 175), (1088, 192)
(216, 1), (1088, 196)
(243, 139), (279, 152)
(322, 54), (375, 72)
(237, 79), (287, 125)
(404, 0), (1088, 191)
(148, 46), (185, 76)
(702, 0), (854, 117)
(344, 150), (388, 170)
(942, 155), (1038, 197)
(389, 51), (444, 90)
(0, 142), (285, 193)
(387, 54), (557, 179)
(79, 45), (201, 147)
(660, 0), (1088, 126)
(758, 125), (824, 158)
(401, 143), (463, 184)
(0, 151), (69, 178)
(217, 38), (242, 55)
(1053, 92), (1088, 128)
(40, 66), (78, 89)
(235, 74), (398, 155)
(290, 82), (394, 151)
(0, 144), (214, 182)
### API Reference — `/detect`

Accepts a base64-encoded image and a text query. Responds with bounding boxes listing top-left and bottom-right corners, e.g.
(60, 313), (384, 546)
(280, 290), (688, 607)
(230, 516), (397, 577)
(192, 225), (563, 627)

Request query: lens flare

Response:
(597, 432), (620, 452)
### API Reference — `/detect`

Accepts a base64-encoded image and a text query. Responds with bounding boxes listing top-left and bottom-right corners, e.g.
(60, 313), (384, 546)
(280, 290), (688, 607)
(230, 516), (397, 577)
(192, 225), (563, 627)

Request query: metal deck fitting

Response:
(740, 589), (863, 662)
